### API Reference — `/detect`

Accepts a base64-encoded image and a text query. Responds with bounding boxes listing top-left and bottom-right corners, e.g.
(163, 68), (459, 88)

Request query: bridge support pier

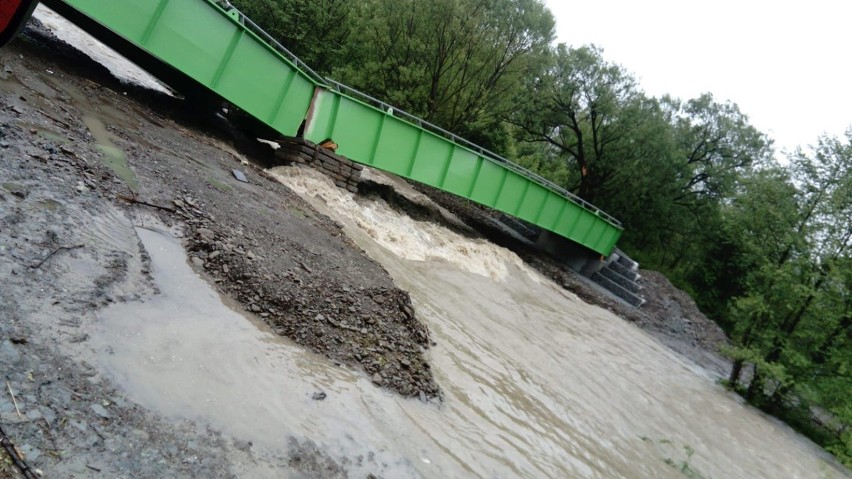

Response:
(536, 231), (605, 278)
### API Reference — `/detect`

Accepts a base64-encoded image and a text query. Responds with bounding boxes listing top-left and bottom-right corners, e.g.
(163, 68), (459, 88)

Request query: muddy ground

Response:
(0, 18), (731, 479)
(1, 21), (436, 478)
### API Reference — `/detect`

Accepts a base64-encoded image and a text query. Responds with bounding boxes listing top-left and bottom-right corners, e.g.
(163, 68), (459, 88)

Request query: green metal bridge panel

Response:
(569, 215), (595, 242)
(442, 148), (479, 196)
(147, 1), (233, 82)
(58, 0), (155, 41)
(581, 220), (607, 245)
(324, 96), (384, 163)
(516, 183), (548, 221)
(60, 0), (318, 140)
(53, 0), (624, 256)
(600, 228), (621, 253)
(538, 193), (565, 229)
(554, 203), (582, 234)
(215, 34), (313, 134)
(269, 74), (315, 135)
(373, 116), (420, 176)
(408, 134), (454, 186)
(469, 162), (504, 207)
(493, 173), (528, 214)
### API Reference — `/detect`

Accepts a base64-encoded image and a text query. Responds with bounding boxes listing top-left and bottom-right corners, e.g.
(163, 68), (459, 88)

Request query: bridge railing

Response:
(213, 0), (621, 230)
(211, 0), (327, 87)
(324, 79), (623, 228)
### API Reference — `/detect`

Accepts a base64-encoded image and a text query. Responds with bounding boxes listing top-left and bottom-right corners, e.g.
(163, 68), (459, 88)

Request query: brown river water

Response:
(81, 165), (847, 478)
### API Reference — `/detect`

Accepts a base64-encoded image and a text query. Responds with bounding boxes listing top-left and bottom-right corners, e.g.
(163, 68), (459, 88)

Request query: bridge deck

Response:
(42, 0), (623, 256)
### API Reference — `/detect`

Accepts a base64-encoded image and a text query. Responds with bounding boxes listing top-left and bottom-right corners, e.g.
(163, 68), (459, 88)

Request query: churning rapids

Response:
(84, 166), (846, 479)
(33, 6), (848, 478)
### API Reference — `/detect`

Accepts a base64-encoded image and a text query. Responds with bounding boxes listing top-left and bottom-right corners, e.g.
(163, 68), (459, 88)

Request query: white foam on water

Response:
(268, 165), (539, 283)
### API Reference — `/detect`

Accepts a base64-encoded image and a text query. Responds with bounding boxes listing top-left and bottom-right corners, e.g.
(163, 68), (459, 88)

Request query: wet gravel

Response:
(0, 19), (435, 477)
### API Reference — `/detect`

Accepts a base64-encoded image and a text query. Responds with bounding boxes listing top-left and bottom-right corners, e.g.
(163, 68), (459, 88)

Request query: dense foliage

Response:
(232, 0), (851, 465)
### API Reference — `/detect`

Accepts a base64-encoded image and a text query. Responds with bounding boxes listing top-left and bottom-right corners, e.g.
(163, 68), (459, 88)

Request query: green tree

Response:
(663, 93), (773, 205)
(512, 44), (643, 201)
(230, 0), (353, 74)
(723, 130), (852, 443)
(335, 0), (555, 152)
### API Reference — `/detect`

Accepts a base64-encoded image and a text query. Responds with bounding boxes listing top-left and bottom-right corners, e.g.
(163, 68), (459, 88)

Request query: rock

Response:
(196, 228), (214, 241)
(246, 250), (256, 260)
(400, 358), (411, 368)
(0, 340), (21, 363)
(311, 391), (327, 400)
(0, 412), (29, 424)
(191, 257), (204, 267)
(90, 403), (111, 419)
(70, 418), (88, 432)
(232, 169), (248, 183)
(208, 250), (221, 260)
(19, 444), (41, 462)
(371, 373), (383, 385)
(39, 407), (57, 425)
(222, 264), (229, 274)
(419, 391), (427, 402)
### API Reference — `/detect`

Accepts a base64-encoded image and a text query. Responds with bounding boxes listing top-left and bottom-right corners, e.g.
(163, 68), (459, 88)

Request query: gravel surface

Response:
(0, 20), (435, 478)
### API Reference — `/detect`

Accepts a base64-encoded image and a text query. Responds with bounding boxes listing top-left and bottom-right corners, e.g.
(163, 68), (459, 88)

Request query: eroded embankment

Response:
(1, 20), (439, 477)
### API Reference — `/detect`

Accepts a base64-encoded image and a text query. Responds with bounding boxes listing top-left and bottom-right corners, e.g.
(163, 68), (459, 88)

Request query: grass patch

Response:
(207, 178), (233, 192)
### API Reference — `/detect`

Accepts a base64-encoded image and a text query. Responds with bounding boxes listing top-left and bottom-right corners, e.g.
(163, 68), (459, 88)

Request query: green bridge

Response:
(42, 0), (623, 256)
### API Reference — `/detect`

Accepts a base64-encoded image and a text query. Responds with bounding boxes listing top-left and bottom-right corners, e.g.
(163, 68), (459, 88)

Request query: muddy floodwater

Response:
(80, 165), (844, 478)
(29, 7), (845, 476)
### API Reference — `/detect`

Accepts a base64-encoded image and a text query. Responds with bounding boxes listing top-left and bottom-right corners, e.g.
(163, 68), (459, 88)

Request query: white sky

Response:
(543, 0), (852, 156)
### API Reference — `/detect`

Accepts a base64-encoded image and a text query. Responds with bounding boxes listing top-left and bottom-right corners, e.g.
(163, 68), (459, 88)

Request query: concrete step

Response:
(600, 266), (642, 294)
(615, 252), (638, 271)
(609, 260), (640, 282)
(592, 273), (645, 307)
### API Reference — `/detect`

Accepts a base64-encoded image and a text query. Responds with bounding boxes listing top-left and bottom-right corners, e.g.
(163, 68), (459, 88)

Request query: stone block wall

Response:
(274, 136), (363, 193)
